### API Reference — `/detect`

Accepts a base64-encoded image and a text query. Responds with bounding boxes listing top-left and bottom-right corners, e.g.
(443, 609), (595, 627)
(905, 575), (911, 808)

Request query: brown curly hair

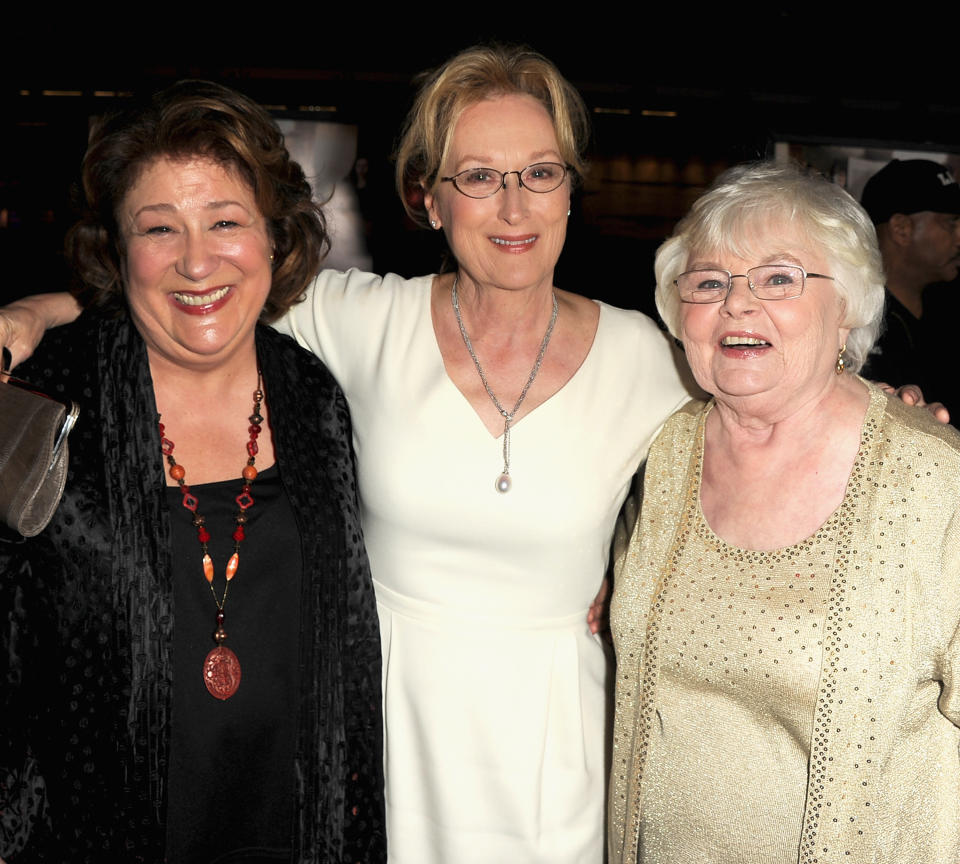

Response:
(66, 80), (328, 322)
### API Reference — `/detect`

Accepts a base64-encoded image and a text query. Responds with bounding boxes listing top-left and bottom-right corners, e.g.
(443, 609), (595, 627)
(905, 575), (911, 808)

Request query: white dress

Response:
(275, 270), (691, 863)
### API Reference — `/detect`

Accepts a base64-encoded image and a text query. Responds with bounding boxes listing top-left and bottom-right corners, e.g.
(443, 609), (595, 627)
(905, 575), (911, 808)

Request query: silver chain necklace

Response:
(451, 275), (558, 493)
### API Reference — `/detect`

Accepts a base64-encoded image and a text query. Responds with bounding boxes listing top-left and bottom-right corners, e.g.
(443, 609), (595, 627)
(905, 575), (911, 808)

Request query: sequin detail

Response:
(609, 387), (960, 863)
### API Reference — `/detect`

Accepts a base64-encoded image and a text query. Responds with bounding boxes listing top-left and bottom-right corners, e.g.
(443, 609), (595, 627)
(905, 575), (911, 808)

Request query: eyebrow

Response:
(132, 200), (249, 219)
(687, 252), (807, 270)
(757, 252), (806, 267)
(450, 151), (562, 171)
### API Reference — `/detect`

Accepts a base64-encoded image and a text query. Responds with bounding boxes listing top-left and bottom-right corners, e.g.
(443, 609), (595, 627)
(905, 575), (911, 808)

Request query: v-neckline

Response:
(429, 282), (604, 440)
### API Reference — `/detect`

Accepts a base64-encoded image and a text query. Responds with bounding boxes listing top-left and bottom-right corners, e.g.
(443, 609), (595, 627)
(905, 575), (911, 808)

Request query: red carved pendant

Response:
(203, 645), (242, 700)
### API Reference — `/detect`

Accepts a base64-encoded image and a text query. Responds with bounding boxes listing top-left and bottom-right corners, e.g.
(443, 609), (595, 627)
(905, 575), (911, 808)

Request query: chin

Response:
(168, 328), (248, 360)
(710, 371), (778, 399)
(487, 264), (550, 289)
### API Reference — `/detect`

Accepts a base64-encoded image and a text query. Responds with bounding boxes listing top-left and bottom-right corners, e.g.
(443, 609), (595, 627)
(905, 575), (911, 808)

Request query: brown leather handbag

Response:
(0, 351), (79, 537)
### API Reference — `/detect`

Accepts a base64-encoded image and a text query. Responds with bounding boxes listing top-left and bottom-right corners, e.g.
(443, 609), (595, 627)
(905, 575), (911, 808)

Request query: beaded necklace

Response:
(159, 371), (264, 700)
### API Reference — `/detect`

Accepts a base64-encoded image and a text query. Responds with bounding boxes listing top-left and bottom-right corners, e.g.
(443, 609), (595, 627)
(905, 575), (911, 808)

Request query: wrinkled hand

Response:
(587, 576), (610, 638)
(0, 292), (81, 370)
(0, 303), (46, 370)
(878, 382), (950, 425)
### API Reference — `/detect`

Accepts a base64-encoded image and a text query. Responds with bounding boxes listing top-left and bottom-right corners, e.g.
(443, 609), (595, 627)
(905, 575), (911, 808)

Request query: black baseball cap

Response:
(860, 159), (960, 224)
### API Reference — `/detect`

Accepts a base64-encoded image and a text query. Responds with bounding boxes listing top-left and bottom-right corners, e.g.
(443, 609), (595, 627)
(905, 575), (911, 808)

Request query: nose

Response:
(176, 229), (219, 281)
(500, 170), (528, 191)
(719, 274), (761, 317)
(497, 173), (529, 223)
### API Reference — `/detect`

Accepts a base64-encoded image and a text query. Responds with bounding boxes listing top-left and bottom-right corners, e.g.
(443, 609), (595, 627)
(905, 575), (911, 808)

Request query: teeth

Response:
(491, 237), (536, 247)
(174, 286), (231, 306)
(722, 336), (769, 346)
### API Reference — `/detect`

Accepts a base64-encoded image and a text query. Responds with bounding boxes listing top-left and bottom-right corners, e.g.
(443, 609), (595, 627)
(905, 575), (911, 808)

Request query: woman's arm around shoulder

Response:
(0, 293), (81, 369)
(269, 268), (433, 392)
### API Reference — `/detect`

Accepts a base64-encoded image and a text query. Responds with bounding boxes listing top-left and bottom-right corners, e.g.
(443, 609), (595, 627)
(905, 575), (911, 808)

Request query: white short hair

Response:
(654, 161), (885, 373)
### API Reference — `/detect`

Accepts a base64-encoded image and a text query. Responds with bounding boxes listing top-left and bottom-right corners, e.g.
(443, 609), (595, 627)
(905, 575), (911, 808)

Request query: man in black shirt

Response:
(860, 159), (960, 414)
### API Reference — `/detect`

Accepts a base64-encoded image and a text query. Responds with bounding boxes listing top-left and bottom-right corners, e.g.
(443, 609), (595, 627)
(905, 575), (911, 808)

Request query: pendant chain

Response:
(451, 275), (558, 493)
(157, 368), (264, 700)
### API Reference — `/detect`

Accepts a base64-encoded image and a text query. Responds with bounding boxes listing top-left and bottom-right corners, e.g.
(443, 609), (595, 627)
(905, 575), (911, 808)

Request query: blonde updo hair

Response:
(394, 43), (590, 228)
(654, 161), (885, 373)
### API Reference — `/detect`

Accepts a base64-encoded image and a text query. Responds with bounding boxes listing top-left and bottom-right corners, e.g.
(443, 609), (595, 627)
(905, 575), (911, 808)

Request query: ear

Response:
(887, 212), (914, 247)
(835, 290), (851, 347)
(422, 183), (441, 230)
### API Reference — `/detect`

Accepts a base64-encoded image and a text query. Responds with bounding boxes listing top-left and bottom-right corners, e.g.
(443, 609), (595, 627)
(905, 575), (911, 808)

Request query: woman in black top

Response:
(0, 80), (385, 863)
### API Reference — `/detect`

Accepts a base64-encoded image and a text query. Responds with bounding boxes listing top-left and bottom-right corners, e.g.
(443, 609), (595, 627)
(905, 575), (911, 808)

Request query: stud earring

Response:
(430, 220), (438, 229)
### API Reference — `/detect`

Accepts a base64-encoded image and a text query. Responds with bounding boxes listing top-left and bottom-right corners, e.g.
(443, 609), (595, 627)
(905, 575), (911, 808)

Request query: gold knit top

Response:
(639, 402), (839, 862)
(609, 385), (960, 864)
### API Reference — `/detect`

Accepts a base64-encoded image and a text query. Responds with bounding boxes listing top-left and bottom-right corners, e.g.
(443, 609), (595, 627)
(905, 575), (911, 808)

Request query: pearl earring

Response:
(835, 345), (847, 375)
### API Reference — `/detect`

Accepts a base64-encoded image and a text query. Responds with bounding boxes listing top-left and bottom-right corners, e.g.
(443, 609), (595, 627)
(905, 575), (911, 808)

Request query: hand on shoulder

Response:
(876, 381), (950, 425)
(0, 293), (82, 369)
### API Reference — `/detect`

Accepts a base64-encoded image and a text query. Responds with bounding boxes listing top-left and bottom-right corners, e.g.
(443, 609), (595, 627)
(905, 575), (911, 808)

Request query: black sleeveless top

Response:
(165, 465), (301, 863)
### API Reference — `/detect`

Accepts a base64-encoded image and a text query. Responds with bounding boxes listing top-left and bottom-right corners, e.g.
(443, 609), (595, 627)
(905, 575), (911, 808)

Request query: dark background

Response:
(4, 13), (959, 321)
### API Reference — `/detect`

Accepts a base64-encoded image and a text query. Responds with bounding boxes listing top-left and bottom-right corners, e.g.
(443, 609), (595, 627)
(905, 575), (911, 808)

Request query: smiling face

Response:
(679, 225), (850, 412)
(119, 156), (273, 371)
(423, 93), (570, 295)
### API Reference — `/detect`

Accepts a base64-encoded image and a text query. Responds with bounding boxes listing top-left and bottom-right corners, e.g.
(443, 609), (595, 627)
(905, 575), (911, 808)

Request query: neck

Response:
(879, 239), (926, 318)
(709, 372), (867, 445)
(884, 275), (924, 318)
(452, 271), (556, 343)
(147, 339), (261, 417)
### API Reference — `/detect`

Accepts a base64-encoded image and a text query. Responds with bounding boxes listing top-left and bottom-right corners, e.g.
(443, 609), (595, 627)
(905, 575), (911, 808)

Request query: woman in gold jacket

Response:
(610, 162), (960, 864)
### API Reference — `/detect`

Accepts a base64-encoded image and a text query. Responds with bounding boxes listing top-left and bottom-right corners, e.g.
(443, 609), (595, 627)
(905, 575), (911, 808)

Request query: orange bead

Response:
(170, 464), (186, 481)
(202, 554), (214, 583)
(242, 465), (258, 482)
(226, 552), (239, 581)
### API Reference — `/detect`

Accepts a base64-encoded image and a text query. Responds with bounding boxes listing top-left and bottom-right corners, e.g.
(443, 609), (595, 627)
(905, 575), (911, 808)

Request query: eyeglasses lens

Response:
(676, 265), (805, 302)
(451, 163), (567, 198)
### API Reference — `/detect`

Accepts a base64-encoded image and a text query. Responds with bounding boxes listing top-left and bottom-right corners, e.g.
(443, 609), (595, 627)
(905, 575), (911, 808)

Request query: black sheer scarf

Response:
(0, 315), (385, 862)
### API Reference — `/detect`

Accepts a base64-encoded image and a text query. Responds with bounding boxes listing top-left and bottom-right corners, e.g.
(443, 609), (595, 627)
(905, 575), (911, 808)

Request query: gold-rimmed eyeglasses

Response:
(675, 264), (835, 304)
(440, 162), (570, 198)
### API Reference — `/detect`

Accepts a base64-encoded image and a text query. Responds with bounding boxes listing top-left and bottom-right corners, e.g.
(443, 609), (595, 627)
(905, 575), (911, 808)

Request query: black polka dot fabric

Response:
(1, 316), (385, 862)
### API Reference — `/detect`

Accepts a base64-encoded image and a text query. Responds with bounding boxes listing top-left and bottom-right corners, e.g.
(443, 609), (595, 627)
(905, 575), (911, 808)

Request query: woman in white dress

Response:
(270, 47), (692, 862)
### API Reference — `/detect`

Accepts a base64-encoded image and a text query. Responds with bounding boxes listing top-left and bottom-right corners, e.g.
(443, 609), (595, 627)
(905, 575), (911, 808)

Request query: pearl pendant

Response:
(495, 473), (512, 494)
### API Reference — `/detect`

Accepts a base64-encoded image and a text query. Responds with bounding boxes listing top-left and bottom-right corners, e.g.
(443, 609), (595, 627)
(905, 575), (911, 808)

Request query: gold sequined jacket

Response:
(609, 386), (960, 864)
